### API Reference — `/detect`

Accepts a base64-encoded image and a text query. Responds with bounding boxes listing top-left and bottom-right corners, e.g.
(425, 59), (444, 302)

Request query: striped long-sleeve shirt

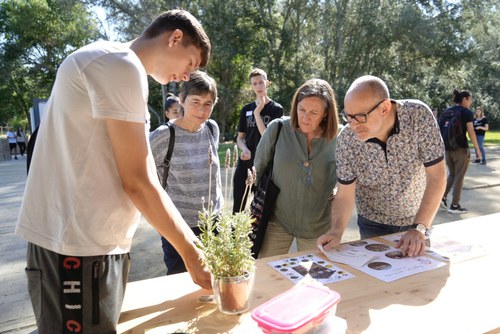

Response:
(149, 120), (223, 227)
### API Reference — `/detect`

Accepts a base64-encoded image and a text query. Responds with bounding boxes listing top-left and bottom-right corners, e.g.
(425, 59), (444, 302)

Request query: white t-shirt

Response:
(6, 131), (17, 144)
(16, 41), (150, 256)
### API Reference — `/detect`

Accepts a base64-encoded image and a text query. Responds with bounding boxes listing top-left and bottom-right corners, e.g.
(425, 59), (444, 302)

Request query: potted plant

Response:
(197, 146), (256, 315)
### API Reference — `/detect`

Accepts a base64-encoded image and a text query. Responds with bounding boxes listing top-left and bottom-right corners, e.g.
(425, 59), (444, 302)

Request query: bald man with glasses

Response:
(318, 75), (446, 257)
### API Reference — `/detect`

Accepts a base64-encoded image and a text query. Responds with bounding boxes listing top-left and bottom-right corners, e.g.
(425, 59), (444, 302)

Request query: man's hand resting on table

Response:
(318, 229), (426, 258)
(396, 229), (426, 257)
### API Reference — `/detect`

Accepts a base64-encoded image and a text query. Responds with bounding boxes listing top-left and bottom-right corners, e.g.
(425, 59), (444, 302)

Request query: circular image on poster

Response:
(365, 244), (391, 252)
(349, 241), (368, 247)
(367, 262), (392, 270)
(385, 251), (405, 259)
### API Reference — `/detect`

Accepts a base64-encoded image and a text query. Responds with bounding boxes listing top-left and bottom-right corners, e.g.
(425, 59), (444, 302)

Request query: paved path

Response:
(1, 147), (500, 333)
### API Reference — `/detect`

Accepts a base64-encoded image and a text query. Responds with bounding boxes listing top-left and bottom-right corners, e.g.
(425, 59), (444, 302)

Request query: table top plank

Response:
(118, 213), (500, 334)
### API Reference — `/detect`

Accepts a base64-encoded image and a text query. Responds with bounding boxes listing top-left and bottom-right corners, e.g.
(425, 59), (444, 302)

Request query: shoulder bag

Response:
(249, 120), (283, 258)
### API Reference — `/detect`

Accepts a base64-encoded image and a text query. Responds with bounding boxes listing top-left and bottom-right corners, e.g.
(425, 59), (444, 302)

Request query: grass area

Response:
(484, 130), (500, 146)
(218, 142), (237, 166)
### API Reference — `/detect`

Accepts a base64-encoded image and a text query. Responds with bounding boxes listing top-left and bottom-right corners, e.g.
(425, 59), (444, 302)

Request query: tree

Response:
(0, 0), (101, 130)
(199, 0), (256, 139)
(90, 0), (259, 137)
(2, 0), (498, 134)
(463, 0), (500, 122)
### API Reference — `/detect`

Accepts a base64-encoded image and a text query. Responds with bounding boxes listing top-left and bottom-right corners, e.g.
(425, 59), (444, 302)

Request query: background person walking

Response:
(16, 126), (27, 157)
(472, 106), (488, 165)
(441, 89), (481, 214)
(6, 127), (18, 159)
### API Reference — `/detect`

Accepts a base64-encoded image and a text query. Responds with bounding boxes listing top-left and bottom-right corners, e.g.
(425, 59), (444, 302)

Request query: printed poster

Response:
(381, 232), (488, 263)
(267, 254), (355, 284)
(321, 239), (447, 283)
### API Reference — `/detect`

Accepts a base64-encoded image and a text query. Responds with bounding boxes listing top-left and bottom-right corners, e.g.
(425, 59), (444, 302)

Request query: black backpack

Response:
(26, 126), (39, 175)
(438, 106), (465, 150)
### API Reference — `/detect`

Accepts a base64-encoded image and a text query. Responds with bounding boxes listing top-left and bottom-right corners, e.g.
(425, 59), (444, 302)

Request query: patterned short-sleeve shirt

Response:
(336, 99), (445, 226)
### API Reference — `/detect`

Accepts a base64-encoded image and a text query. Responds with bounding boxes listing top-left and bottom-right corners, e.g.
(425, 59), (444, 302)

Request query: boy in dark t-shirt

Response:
(233, 68), (283, 212)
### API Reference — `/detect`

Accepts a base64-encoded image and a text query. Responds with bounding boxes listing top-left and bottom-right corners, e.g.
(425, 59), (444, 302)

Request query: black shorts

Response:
(26, 242), (130, 333)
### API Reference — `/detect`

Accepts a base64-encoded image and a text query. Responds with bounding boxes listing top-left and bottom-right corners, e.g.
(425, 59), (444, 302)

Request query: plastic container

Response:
(251, 284), (342, 334)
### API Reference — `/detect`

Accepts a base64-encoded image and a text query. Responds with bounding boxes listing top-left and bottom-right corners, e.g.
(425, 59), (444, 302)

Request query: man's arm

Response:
(317, 182), (356, 250)
(253, 96), (269, 135)
(236, 132), (251, 160)
(396, 160), (446, 257)
(106, 119), (211, 290)
(467, 122), (482, 161)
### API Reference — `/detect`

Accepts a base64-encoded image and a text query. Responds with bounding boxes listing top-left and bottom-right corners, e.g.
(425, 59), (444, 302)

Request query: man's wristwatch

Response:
(412, 223), (431, 237)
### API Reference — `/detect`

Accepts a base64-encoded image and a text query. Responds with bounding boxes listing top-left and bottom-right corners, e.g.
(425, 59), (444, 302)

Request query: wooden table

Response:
(118, 213), (500, 334)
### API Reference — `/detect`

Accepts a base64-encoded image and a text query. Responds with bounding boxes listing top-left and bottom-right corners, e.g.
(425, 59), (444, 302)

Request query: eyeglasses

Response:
(342, 99), (386, 124)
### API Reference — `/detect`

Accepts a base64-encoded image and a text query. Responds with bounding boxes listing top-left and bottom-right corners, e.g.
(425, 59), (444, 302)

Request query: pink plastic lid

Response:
(251, 284), (341, 333)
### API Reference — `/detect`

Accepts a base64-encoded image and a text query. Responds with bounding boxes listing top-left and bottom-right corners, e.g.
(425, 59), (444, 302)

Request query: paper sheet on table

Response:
(319, 243), (378, 268)
(426, 240), (488, 262)
(267, 254), (355, 284)
(380, 232), (488, 263)
(321, 239), (447, 282)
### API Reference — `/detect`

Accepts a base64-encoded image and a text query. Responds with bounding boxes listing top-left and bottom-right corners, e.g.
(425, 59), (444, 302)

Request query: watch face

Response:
(415, 224), (427, 234)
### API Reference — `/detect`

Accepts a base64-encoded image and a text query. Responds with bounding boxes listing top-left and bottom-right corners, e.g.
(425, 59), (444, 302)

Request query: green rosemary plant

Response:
(197, 144), (256, 278)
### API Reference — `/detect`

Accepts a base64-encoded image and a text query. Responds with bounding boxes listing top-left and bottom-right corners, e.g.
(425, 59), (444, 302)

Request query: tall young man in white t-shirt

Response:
(16, 10), (211, 333)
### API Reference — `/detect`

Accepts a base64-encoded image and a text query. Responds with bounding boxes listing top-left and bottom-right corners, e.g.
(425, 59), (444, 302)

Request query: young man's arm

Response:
(317, 182), (357, 250)
(236, 132), (251, 160)
(467, 122), (482, 161)
(253, 96), (269, 135)
(106, 118), (211, 290)
(396, 160), (446, 257)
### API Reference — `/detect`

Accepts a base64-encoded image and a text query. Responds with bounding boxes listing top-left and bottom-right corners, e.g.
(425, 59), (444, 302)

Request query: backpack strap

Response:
(206, 120), (214, 138)
(267, 120), (283, 178)
(161, 123), (175, 189)
(26, 126), (39, 175)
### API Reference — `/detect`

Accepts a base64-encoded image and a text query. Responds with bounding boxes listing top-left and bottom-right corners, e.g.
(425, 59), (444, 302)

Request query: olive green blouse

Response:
(254, 118), (337, 238)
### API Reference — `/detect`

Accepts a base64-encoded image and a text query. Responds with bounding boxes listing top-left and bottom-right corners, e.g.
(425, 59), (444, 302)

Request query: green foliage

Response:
(462, 0), (500, 119)
(197, 209), (255, 278)
(0, 0), (102, 127)
(484, 130), (500, 146)
(218, 142), (235, 166)
(1, 0), (499, 133)
(197, 141), (254, 278)
(200, 0), (256, 139)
